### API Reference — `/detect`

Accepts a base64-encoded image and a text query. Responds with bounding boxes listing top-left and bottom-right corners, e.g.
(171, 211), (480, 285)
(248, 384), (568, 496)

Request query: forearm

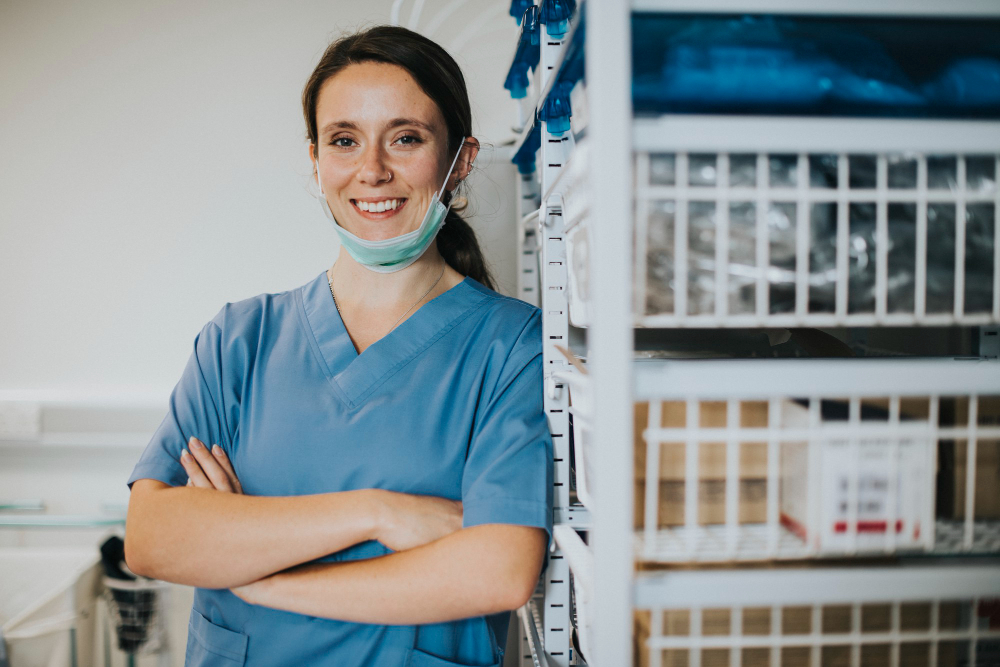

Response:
(125, 482), (384, 589)
(242, 524), (547, 624)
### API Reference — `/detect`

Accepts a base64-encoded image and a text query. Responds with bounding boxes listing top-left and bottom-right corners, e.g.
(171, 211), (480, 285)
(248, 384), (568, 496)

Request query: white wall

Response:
(0, 0), (524, 571)
(0, 0), (522, 397)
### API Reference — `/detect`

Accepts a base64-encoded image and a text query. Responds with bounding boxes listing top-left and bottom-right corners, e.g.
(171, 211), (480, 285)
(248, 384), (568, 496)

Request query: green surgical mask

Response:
(315, 145), (465, 274)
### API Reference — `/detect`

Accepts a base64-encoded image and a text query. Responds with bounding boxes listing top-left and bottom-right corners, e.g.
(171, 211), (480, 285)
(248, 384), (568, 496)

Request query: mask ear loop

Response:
(436, 141), (470, 201)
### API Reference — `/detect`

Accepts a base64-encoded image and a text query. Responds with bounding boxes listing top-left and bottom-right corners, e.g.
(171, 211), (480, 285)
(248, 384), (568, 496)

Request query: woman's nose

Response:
(356, 146), (392, 186)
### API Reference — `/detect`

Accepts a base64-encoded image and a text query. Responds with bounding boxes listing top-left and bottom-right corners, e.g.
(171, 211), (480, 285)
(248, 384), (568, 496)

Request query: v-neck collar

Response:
(296, 269), (490, 410)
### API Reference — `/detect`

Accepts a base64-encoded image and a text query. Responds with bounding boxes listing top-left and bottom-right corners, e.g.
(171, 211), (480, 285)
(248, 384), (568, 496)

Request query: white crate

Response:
(625, 358), (1000, 562)
(633, 565), (1000, 667)
(559, 126), (1000, 329)
(634, 148), (1000, 328)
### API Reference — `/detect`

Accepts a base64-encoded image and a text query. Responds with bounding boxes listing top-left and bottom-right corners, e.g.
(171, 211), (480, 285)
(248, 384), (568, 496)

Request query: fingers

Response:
(181, 446), (214, 488)
(180, 437), (233, 492)
(211, 444), (243, 494)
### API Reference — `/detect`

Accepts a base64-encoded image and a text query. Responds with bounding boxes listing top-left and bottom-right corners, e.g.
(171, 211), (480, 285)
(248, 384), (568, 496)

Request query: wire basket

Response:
(102, 576), (169, 656)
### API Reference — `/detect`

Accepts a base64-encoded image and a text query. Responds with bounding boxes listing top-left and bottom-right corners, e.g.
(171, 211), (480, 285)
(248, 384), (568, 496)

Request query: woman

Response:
(124, 25), (552, 667)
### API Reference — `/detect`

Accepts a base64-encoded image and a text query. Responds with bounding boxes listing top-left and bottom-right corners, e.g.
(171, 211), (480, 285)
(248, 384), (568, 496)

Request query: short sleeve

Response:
(127, 314), (239, 490)
(461, 311), (553, 550)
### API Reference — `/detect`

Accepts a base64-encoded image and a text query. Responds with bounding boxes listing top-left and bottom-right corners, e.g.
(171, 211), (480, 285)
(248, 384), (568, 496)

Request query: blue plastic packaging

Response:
(631, 13), (1000, 119)
(540, 0), (575, 38)
(509, 0), (533, 24)
(504, 6), (541, 99)
(513, 120), (542, 175)
(540, 81), (574, 135)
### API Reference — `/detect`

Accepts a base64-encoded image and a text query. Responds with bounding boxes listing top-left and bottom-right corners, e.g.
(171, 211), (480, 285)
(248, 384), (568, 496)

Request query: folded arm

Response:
(125, 478), (385, 589)
(235, 523), (548, 624)
(125, 438), (463, 589)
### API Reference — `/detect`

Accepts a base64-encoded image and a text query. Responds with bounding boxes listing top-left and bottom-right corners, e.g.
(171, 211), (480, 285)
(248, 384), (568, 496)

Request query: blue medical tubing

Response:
(539, 80), (573, 135)
(510, 0), (533, 24)
(512, 119), (541, 175)
(504, 6), (541, 99)
(539, 0), (575, 38)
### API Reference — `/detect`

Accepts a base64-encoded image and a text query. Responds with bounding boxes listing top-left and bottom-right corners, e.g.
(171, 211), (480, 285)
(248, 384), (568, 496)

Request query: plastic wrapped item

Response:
(967, 156), (998, 192)
(512, 120), (541, 175)
(632, 14), (1000, 119)
(509, 0), (533, 23)
(539, 0), (575, 38)
(688, 154), (716, 186)
(729, 154), (757, 187)
(504, 6), (540, 100)
(769, 154), (797, 187)
(539, 81), (574, 135)
(642, 152), (998, 318)
(645, 200), (676, 315)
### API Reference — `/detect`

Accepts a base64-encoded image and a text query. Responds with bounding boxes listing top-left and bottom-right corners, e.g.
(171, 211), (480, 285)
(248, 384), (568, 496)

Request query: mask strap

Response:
(436, 142), (469, 200)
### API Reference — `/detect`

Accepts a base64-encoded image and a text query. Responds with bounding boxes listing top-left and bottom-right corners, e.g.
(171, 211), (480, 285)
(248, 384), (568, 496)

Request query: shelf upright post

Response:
(517, 169), (541, 308)
(587, 0), (634, 665)
(538, 10), (574, 666)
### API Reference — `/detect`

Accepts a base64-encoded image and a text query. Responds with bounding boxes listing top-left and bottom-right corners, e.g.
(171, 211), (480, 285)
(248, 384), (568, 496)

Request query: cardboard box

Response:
(633, 400), (771, 529)
(952, 440), (1000, 520)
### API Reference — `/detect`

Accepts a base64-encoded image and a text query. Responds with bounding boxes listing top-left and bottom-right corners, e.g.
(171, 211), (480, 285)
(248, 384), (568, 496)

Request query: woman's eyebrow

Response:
(320, 118), (435, 137)
(385, 118), (434, 132)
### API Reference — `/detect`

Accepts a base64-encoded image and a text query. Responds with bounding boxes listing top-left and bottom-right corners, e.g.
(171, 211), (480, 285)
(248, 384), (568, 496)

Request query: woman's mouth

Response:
(351, 198), (407, 219)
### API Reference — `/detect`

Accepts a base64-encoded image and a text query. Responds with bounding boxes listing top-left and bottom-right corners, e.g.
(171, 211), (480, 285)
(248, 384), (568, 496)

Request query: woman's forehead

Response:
(316, 62), (445, 136)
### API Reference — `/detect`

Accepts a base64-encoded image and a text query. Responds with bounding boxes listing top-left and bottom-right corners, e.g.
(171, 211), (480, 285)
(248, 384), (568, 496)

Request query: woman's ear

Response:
(450, 137), (480, 189)
(309, 143), (321, 190)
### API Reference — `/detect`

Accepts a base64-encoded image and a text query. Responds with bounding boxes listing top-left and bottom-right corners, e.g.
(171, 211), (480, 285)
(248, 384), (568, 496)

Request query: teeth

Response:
(356, 199), (403, 213)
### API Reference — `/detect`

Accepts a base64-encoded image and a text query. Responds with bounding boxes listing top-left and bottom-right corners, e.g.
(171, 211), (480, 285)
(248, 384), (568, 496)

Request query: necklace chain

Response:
(328, 263), (447, 337)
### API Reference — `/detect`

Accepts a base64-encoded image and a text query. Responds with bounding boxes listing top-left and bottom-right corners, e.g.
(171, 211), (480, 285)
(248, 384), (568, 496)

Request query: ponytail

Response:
(437, 210), (495, 291)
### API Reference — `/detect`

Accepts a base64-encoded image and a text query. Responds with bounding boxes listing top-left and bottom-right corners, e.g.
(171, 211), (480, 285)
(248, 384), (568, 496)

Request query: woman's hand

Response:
(179, 437), (244, 493)
(373, 491), (463, 552)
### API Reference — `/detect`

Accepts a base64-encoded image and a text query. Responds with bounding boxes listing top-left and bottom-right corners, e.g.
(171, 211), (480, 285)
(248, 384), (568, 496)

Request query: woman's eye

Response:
(396, 134), (422, 145)
(330, 137), (355, 148)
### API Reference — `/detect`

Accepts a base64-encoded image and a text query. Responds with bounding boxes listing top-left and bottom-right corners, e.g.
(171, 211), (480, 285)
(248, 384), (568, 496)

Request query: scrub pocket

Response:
(403, 648), (502, 667)
(185, 607), (249, 666)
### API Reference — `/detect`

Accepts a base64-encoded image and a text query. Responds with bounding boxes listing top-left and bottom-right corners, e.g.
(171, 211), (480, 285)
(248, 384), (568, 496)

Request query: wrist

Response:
(358, 488), (392, 544)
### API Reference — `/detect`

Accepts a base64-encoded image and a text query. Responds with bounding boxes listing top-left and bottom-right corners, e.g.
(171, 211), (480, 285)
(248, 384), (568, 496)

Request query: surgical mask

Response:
(315, 144), (466, 274)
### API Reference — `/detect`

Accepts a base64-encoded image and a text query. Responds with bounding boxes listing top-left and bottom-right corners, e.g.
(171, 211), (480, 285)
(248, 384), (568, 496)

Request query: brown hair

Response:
(303, 25), (495, 290)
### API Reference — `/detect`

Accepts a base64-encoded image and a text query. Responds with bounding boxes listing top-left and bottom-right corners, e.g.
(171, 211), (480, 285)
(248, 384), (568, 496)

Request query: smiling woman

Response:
(123, 25), (551, 667)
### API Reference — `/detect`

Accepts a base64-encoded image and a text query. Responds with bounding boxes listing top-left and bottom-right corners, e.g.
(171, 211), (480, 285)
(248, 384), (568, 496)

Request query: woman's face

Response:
(311, 61), (462, 242)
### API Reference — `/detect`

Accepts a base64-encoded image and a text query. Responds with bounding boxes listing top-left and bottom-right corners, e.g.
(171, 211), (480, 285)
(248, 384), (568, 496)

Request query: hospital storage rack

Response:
(509, 0), (1000, 665)
(505, 1), (588, 664)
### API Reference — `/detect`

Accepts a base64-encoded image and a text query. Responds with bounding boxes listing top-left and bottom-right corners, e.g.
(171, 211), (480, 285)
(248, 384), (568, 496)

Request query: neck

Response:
(328, 244), (450, 310)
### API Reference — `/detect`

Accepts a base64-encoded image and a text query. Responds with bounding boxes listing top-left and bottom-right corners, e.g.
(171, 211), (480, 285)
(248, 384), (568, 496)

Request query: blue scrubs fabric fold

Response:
(126, 272), (552, 666)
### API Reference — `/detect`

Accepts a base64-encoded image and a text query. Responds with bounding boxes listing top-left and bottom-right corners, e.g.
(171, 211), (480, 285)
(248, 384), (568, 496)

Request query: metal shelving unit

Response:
(507, 1), (1000, 666)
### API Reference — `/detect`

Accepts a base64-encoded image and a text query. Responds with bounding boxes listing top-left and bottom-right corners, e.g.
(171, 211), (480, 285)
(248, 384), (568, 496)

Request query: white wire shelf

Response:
(633, 564), (1000, 667)
(631, 0), (1000, 17)
(563, 358), (1000, 562)
(633, 520), (1000, 564)
(634, 147), (999, 327)
(561, 123), (1000, 328)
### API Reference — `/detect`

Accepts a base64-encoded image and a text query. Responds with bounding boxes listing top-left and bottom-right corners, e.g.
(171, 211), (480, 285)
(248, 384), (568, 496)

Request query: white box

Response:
(780, 404), (932, 552)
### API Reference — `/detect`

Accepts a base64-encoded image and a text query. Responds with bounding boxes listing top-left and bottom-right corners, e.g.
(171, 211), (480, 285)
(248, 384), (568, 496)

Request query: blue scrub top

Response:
(127, 270), (553, 667)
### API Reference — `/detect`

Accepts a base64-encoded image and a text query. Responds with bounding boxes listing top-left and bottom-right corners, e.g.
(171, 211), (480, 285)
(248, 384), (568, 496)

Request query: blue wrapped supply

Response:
(540, 80), (574, 135)
(510, 0), (533, 24)
(504, 6), (541, 99)
(540, 0), (575, 38)
(632, 13), (1000, 119)
(505, 63), (531, 99)
(923, 58), (1000, 108)
(521, 5), (541, 51)
(512, 119), (542, 175)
